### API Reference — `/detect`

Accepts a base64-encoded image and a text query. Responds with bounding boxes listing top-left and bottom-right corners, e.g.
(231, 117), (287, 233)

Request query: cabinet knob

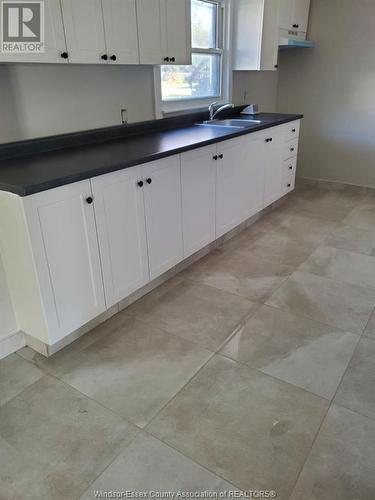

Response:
(218, 154), (223, 159)
(292, 24), (299, 28)
(287, 183), (291, 188)
(164, 56), (170, 62)
(101, 54), (108, 60)
(110, 55), (117, 61)
(289, 165), (293, 170)
(86, 196), (93, 204)
(274, 64), (278, 68)
(292, 128), (296, 132)
(146, 178), (152, 184)
(137, 181), (144, 187)
(213, 155), (218, 160)
(291, 147), (295, 152)
(61, 52), (68, 59)
(170, 57), (175, 62)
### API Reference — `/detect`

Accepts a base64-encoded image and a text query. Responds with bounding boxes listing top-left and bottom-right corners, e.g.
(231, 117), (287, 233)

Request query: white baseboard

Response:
(0, 331), (25, 360)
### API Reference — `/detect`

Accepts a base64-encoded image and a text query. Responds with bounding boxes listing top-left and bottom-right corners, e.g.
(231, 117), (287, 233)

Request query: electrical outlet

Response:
(121, 108), (128, 124)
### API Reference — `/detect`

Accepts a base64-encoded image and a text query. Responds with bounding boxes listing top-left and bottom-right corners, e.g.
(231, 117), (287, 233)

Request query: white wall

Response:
(277, 0), (375, 188)
(0, 63), (156, 143)
(232, 70), (279, 111)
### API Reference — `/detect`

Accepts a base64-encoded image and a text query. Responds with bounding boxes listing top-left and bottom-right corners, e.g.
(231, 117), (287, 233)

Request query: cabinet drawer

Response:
(283, 138), (299, 160)
(283, 157), (297, 177)
(285, 121), (300, 140)
(283, 174), (296, 195)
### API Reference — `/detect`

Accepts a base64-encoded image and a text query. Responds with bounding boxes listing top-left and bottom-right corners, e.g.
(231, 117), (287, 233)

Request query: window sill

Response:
(161, 99), (226, 116)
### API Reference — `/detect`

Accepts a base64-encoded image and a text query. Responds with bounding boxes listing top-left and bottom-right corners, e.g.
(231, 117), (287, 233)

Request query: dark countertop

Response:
(0, 111), (302, 196)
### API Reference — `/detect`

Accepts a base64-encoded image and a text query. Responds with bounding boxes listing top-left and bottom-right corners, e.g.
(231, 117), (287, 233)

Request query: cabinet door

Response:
(142, 156), (183, 280)
(278, 0), (294, 31)
(279, 0), (310, 32)
(216, 135), (263, 237)
(61, 0), (107, 63)
(292, 0), (310, 32)
(263, 130), (284, 207)
(0, 0), (67, 63)
(181, 145), (216, 258)
(91, 167), (149, 308)
(23, 181), (106, 343)
(102, 0), (139, 64)
(260, 0), (280, 70)
(136, 0), (167, 64)
(165, 0), (191, 64)
(239, 133), (265, 219)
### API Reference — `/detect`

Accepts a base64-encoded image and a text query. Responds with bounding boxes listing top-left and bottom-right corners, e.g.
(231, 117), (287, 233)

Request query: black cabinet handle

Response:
(287, 183), (291, 188)
(265, 138), (269, 143)
(110, 55), (117, 61)
(289, 165), (293, 170)
(266, 137), (273, 143)
(218, 154), (223, 159)
(291, 147), (295, 152)
(213, 155), (218, 160)
(61, 52), (68, 59)
(137, 181), (144, 187)
(101, 54), (108, 60)
(292, 24), (299, 28)
(164, 56), (170, 62)
(146, 178), (152, 184)
(274, 64), (278, 68)
(292, 128), (296, 132)
(86, 196), (93, 204)
(170, 57), (175, 62)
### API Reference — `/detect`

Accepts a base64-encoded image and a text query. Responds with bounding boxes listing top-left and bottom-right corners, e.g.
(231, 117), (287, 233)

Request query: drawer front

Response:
(283, 138), (299, 160)
(285, 121), (300, 141)
(283, 174), (296, 195)
(283, 157), (297, 177)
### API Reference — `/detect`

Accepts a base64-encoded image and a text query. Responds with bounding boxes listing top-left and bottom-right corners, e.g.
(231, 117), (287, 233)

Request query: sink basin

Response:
(197, 118), (262, 129)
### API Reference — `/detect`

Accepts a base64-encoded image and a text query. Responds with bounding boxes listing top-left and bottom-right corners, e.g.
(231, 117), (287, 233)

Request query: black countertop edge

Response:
(0, 106), (248, 161)
(0, 112), (303, 197)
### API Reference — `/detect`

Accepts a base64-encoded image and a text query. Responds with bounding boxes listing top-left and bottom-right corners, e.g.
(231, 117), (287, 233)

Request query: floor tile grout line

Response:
(288, 327), (366, 499)
(216, 349), (331, 404)
(143, 426), (241, 492)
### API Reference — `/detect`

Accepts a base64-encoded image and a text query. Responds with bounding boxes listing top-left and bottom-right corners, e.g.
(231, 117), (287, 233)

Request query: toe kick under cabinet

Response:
(0, 121), (300, 349)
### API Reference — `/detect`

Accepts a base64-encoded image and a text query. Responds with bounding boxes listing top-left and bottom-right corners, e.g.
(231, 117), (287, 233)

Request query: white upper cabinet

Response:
(136, 0), (191, 65)
(233, 0), (280, 71)
(142, 156), (184, 280)
(91, 167), (149, 308)
(136, 0), (167, 64)
(181, 145), (216, 258)
(102, 0), (139, 64)
(61, 0), (107, 64)
(279, 0), (310, 33)
(0, 0), (67, 63)
(164, 0), (192, 64)
(23, 181), (106, 343)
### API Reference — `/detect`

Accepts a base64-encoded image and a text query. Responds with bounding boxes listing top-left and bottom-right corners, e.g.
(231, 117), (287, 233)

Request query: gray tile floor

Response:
(2, 184), (375, 500)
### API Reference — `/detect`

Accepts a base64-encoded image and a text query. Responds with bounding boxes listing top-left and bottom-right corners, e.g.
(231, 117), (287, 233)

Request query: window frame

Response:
(154, 0), (232, 117)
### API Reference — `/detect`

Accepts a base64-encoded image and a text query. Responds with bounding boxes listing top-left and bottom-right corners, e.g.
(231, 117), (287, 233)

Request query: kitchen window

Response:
(156, 0), (229, 115)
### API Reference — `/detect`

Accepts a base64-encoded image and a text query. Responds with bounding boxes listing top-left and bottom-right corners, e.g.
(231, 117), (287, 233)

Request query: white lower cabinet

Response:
(263, 121), (300, 207)
(181, 145), (217, 258)
(91, 167), (149, 308)
(216, 133), (264, 237)
(143, 156), (184, 280)
(2, 121), (300, 349)
(23, 181), (106, 343)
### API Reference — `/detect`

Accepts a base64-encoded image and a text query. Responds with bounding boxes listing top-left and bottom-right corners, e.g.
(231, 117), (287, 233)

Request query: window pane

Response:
(161, 53), (221, 101)
(191, 0), (217, 49)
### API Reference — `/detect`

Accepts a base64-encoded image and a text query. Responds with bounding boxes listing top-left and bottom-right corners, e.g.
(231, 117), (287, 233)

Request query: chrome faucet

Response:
(208, 102), (234, 121)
